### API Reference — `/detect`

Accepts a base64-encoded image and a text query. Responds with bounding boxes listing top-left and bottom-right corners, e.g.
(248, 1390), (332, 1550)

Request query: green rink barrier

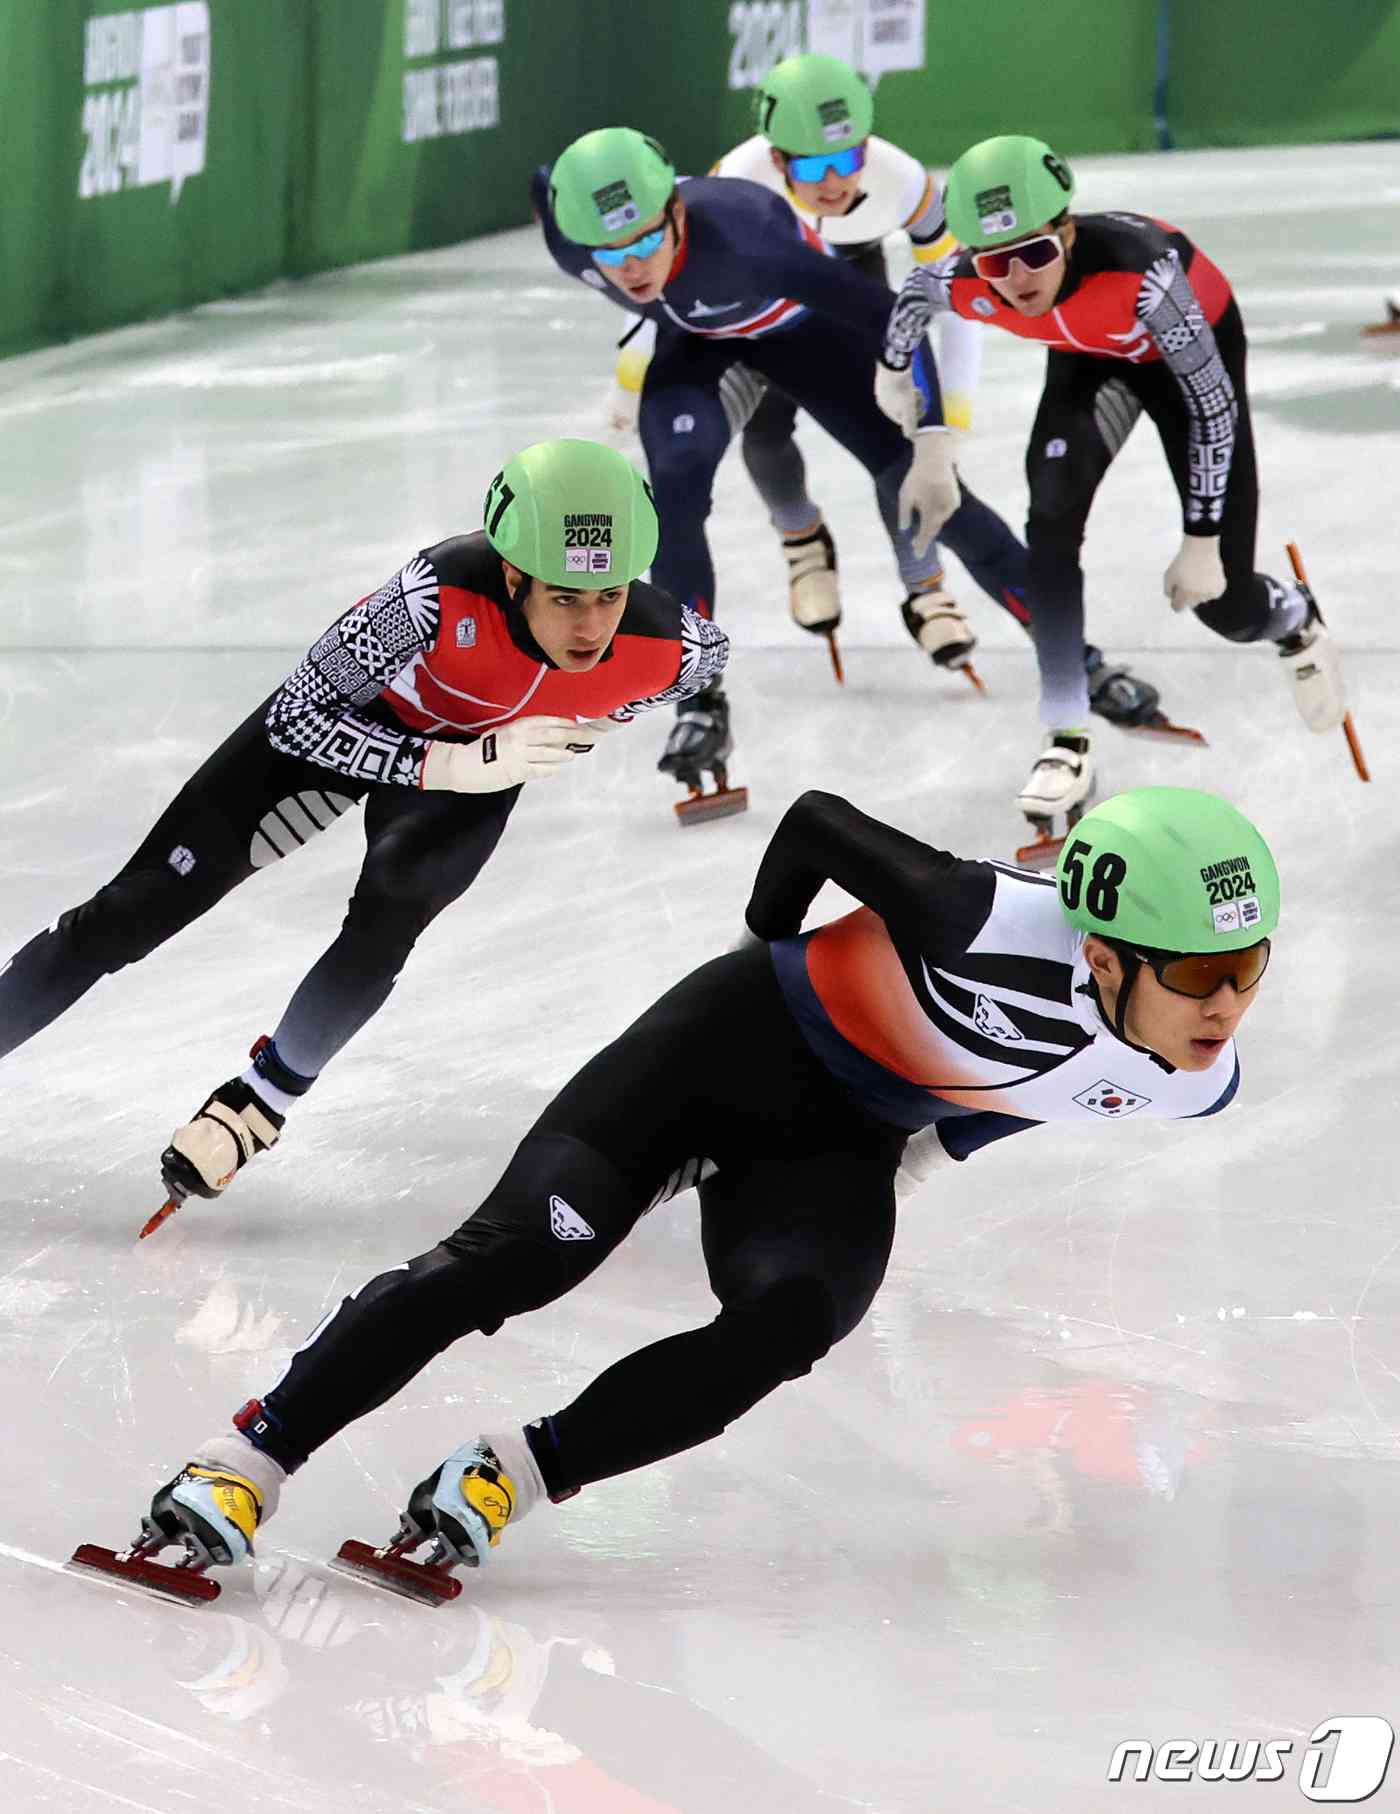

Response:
(1167, 0), (1400, 149)
(294, 0), (608, 274)
(616, 0), (1161, 177)
(1, 1), (299, 358)
(2, 0), (1397, 359)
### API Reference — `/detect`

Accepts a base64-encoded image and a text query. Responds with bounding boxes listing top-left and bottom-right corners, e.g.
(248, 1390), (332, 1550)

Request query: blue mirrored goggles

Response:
(591, 225), (668, 267)
(785, 143), (866, 184)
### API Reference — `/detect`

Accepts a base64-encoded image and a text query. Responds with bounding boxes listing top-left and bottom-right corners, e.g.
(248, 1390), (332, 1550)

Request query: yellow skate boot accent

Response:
(409, 1441), (520, 1568)
(151, 1464), (264, 1568)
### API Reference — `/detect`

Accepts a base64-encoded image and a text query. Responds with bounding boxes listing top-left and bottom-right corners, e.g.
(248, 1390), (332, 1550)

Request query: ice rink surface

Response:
(1, 143), (1398, 1811)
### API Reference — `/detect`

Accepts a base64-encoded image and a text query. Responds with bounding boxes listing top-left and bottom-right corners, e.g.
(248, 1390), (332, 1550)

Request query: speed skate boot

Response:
(658, 681), (748, 825)
(144, 1460), (265, 1570)
(1086, 644), (1159, 728)
(1014, 733), (1096, 870)
(405, 1441), (522, 1567)
(1085, 644), (1205, 744)
(333, 1438), (540, 1607)
(782, 521), (844, 681)
(160, 1072), (284, 1203)
(1276, 585), (1346, 733)
(70, 1433), (284, 1605)
(900, 588), (982, 690)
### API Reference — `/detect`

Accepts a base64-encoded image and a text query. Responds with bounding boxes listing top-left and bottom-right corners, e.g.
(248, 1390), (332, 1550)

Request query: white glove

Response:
(604, 378), (639, 439)
(875, 360), (922, 435)
(421, 717), (614, 793)
(1163, 534), (1226, 613)
(898, 428), (960, 559)
(894, 1126), (954, 1202)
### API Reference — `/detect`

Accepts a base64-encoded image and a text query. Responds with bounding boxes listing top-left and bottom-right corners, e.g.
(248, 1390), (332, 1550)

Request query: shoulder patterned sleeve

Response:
(607, 608), (729, 721)
(264, 555), (442, 787)
(882, 265), (949, 370)
(1136, 250), (1239, 530)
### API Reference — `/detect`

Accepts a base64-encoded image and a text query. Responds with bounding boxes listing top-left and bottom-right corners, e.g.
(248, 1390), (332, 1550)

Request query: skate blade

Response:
(1284, 541), (1371, 782)
(959, 661), (987, 694)
(68, 1542), (220, 1606)
(329, 1538), (463, 1606)
(674, 785), (749, 827)
(1013, 831), (1067, 872)
(825, 630), (845, 685)
(138, 1194), (182, 1240)
(1117, 716), (1208, 746)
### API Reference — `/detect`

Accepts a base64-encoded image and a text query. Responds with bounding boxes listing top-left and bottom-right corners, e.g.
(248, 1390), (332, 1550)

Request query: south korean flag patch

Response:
(1073, 1078), (1150, 1119)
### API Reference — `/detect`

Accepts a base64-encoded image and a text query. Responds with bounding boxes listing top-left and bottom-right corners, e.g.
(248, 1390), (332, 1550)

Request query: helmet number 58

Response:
(1060, 840), (1127, 920)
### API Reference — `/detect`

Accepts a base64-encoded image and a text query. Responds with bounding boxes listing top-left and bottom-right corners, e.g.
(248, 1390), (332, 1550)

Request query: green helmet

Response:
(483, 439), (658, 589)
(755, 53), (873, 155)
(1055, 787), (1280, 954)
(944, 134), (1075, 247)
(548, 128), (676, 247)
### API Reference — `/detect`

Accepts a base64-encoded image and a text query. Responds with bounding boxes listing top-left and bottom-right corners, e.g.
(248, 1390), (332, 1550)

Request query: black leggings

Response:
(1025, 302), (1287, 726)
(0, 697), (519, 1078)
(259, 946), (906, 1494)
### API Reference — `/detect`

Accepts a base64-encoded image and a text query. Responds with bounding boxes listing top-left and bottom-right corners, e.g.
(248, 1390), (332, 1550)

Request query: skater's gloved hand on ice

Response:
(1164, 534), (1226, 614)
(899, 428), (960, 560)
(421, 716), (614, 794)
(874, 360), (923, 436)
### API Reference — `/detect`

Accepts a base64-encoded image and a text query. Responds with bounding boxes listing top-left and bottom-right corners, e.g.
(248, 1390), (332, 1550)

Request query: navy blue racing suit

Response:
(532, 170), (1029, 625)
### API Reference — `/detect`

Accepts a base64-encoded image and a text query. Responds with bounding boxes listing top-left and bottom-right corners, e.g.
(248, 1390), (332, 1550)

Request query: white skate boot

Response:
(900, 588), (981, 688)
(783, 521), (844, 682)
(782, 521), (840, 635)
(161, 1073), (284, 1202)
(1277, 596), (1346, 733)
(1014, 733), (1096, 869)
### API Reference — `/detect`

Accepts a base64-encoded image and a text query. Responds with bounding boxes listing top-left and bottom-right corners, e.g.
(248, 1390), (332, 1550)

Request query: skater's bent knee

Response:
(59, 875), (198, 972)
(1194, 590), (1271, 642)
(339, 891), (433, 958)
(723, 1276), (839, 1380)
(395, 1236), (554, 1339)
(1026, 508), (1090, 562)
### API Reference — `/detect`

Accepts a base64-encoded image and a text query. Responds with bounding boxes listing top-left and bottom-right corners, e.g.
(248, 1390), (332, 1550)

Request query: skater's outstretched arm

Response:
(745, 789), (993, 951)
(1135, 252), (1239, 538)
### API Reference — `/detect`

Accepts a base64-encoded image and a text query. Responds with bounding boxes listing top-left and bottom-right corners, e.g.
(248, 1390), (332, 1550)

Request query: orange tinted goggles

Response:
(1135, 939), (1271, 999)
